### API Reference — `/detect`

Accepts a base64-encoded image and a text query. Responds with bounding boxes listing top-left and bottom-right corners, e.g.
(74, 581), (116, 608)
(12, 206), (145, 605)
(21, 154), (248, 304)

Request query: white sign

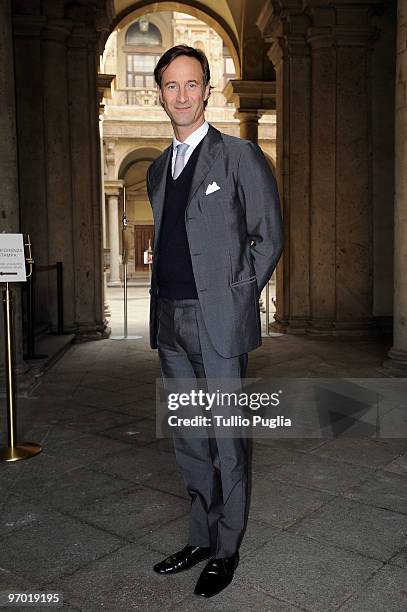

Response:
(0, 234), (26, 282)
(144, 250), (153, 265)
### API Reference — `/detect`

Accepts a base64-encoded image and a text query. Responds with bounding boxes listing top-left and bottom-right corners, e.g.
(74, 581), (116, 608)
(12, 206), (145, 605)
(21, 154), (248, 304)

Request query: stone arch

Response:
(113, 146), (160, 276)
(117, 146), (165, 180)
(102, 1), (241, 79)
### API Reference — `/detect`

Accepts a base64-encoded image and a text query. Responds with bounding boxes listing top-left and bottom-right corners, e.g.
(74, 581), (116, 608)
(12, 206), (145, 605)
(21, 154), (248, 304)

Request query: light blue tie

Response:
(173, 143), (189, 179)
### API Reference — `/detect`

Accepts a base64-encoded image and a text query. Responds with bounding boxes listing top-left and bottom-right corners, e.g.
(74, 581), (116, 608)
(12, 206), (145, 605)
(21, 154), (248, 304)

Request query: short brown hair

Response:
(154, 44), (213, 109)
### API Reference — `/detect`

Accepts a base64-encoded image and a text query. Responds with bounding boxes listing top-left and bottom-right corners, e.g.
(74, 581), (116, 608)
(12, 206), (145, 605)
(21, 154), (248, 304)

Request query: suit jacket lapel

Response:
(149, 145), (171, 249)
(149, 124), (223, 249)
(186, 124), (222, 211)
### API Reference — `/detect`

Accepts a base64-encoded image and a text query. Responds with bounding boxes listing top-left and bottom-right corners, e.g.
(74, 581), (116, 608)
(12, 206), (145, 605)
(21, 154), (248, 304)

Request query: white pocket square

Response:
(205, 182), (221, 195)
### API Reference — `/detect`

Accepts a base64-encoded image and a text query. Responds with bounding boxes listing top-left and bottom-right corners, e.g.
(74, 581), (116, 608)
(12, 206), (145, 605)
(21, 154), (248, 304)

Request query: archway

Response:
(104, 0), (241, 78)
(100, 5), (279, 336)
(118, 147), (161, 279)
(100, 5), (245, 336)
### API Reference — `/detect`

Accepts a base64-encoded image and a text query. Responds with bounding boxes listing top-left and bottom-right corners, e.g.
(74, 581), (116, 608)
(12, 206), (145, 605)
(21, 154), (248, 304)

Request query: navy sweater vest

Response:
(156, 139), (204, 299)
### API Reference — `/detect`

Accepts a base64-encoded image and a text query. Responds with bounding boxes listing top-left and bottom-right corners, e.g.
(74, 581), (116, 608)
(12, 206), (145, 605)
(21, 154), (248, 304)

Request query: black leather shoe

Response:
(194, 551), (239, 597)
(153, 545), (213, 575)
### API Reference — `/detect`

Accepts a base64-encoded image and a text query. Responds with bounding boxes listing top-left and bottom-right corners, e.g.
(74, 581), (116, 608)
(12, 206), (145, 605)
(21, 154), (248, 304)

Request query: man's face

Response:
(158, 55), (210, 136)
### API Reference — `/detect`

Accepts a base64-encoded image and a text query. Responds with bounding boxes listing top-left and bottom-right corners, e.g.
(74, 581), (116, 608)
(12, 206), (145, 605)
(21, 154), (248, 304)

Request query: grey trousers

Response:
(156, 297), (249, 557)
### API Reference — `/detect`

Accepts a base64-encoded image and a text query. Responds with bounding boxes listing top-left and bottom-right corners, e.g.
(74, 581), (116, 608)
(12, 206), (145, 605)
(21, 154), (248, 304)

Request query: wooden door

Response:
(134, 225), (154, 271)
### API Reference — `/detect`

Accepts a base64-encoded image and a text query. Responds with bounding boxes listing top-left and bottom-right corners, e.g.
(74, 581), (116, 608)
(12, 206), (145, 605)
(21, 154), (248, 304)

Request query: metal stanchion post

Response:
(56, 261), (64, 335)
(24, 261), (46, 360)
(147, 239), (153, 284)
(110, 185), (141, 341)
(265, 281), (270, 336)
(123, 261), (128, 339)
(261, 281), (272, 337)
(23, 236), (46, 358)
(0, 280), (42, 462)
(25, 266), (35, 358)
(123, 185), (128, 339)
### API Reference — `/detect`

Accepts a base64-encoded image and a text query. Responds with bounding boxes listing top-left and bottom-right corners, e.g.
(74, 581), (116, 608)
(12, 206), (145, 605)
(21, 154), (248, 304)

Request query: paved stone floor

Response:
(0, 287), (407, 611)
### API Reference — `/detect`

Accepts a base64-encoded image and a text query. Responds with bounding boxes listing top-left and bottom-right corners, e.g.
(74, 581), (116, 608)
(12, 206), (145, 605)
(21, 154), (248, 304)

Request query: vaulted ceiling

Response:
(114, 0), (240, 40)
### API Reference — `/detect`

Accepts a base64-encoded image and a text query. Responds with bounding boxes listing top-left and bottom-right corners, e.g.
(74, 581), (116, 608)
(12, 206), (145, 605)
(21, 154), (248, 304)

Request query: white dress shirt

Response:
(171, 121), (209, 177)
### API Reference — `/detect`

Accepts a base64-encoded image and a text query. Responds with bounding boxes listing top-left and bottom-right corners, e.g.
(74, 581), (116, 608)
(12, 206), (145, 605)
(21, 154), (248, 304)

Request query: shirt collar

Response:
(172, 121), (209, 151)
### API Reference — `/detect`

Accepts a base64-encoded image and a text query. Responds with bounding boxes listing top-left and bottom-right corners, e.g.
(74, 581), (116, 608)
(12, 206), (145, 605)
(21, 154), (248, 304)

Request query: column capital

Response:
(307, 24), (380, 48)
(64, 0), (98, 25)
(105, 180), (124, 197)
(222, 79), (276, 112)
(257, 1), (310, 69)
(95, 4), (115, 33)
(98, 73), (115, 112)
(303, 0), (385, 9)
(42, 19), (73, 44)
(67, 25), (98, 49)
(12, 14), (47, 38)
(233, 110), (264, 122)
(258, 0), (382, 65)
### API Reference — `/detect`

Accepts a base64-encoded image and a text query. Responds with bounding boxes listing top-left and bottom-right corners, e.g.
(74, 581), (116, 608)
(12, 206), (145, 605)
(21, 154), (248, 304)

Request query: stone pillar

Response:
(258, 4), (312, 333)
(87, 35), (106, 337)
(42, 19), (76, 332)
(66, 24), (107, 338)
(259, 2), (379, 335)
(370, 5), (397, 326)
(0, 0), (25, 375)
(106, 189), (121, 287)
(99, 117), (110, 317)
(385, 0), (407, 371)
(234, 110), (262, 143)
(307, 16), (376, 334)
(0, 0), (20, 233)
(13, 14), (50, 328)
(223, 79), (279, 325)
(223, 79), (275, 144)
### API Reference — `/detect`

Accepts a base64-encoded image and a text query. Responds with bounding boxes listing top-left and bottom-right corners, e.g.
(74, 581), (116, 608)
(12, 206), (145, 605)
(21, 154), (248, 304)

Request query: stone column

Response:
(67, 24), (107, 338)
(0, 0), (25, 375)
(42, 19), (76, 332)
(223, 79), (275, 144)
(234, 110), (262, 143)
(99, 117), (110, 318)
(258, 4), (312, 333)
(87, 35), (106, 337)
(385, 0), (407, 371)
(13, 14), (50, 328)
(307, 18), (376, 334)
(106, 188), (121, 287)
(259, 2), (378, 335)
(223, 78), (280, 326)
(1, 4), (24, 232)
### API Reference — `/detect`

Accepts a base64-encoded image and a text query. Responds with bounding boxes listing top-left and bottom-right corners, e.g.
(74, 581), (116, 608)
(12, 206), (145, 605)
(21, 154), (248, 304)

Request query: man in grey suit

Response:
(146, 44), (283, 598)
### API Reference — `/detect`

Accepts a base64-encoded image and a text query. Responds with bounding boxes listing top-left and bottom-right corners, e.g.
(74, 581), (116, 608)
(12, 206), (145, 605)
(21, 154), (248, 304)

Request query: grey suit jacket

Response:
(146, 123), (284, 358)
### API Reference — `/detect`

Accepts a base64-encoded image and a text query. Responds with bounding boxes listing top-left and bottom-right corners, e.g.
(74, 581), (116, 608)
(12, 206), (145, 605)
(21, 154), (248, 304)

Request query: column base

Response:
(107, 280), (122, 287)
(271, 316), (304, 334)
(73, 321), (111, 343)
(383, 347), (407, 375)
(272, 316), (379, 336)
(0, 366), (41, 398)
